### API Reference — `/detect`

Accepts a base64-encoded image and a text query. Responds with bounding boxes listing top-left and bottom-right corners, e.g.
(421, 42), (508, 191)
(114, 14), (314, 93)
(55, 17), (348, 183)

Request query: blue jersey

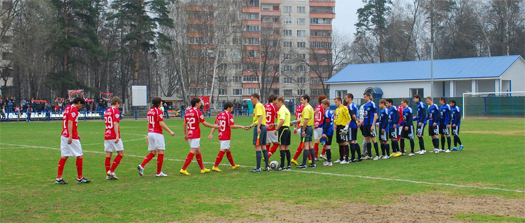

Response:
(427, 104), (440, 124)
(379, 108), (389, 131)
(402, 107), (414, 127)
(347, 102), (358, 128)
(440, 104), (451, 125)
(362, 101), (377, 126)
(451, 106), (461, 126)
(320, 109), (335, 136)
(388, 106), (399, 129)
(413, 101), (427, 124)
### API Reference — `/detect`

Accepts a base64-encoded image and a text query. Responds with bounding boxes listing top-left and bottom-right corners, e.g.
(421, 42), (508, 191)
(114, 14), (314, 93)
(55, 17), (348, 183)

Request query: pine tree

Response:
(355, 0), (393, 62)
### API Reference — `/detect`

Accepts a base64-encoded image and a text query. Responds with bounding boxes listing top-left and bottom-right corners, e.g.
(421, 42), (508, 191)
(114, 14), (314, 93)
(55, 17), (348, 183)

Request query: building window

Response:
(218, 89), (227, 95)
(284, 30), (292, 36)
(310, 18), (332, 25)
(284, 90), (293, 96)
(297, 89), (306, 95)
(243, 88), (260, 95)
(297, 30), (306, 37)
(283, 77), (292, 83)
(245, 38), (260, 45)
(217, 64), (227, 71)
(410, 88), (424, 98)
(232, 50), (242, 59)
(297, 18), (306, 25)
(243, 75), (259, 82)
(218, 51), (226, 58)
(297, 6), (306, 13)
(297, 42), (306, 48)
(244, 13), (259, 20)
(246, 0), (259, 7)
(297, 54), (306, 60)
(243, 25), (260, 32)
(284, 54), (292, 59)
(283, 6), (292, 13)
(283, 41), (292, 47)
(296, 65), (306, 72)
(297, 77), (306, 83)
(335, 90), (347, 99)
(247, 50), (259, 58)
(283, 17), (292, 24)
(283, 65), (292, 71)
(311, 89), (325, 96)
(233, 89), (242, 95)
(232, 76), (242, 83)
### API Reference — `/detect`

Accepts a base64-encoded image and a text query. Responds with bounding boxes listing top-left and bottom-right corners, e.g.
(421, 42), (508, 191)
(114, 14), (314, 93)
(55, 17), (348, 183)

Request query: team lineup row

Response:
(54, 92), (464, 184)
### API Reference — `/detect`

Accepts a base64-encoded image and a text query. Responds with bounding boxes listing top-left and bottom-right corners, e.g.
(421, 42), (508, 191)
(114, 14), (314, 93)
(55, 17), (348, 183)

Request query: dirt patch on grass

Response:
(224, 194), (525, 222)
(463, 130), (525, 136)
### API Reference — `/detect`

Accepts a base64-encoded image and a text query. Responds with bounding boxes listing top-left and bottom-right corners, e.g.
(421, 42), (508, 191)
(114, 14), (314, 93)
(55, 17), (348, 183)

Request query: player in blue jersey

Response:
(426, 97), (441, 153)
(439, 97), (452, 153)
(378, 99), (390, 159)
(361, 93), (380, 161)
(449, 100), (464, 151)
(386, 99), (401, 157)
(412, 95), (427, 155)
(400, 99), (416, 156)
(345, 93), (362, 162)
(319, 99), (335, 166)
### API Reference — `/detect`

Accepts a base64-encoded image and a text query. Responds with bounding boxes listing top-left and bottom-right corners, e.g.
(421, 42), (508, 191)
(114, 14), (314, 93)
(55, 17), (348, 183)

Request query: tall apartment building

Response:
(182, 0), (335, 103)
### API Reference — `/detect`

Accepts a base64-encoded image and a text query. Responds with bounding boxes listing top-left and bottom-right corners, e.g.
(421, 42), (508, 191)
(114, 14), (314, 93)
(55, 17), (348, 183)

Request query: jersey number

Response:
(187, 118), (196, 129)
(148, 116), (155, 128)
(266, 111), (272, 123)
(315, 112), (322, 122)
(219, 120), (226, 132)
(105, 116), (113, 129)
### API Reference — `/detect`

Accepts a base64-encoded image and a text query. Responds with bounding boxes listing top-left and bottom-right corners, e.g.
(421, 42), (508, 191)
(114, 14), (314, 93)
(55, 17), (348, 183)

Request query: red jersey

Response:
(314, 104), (325, 127)
(295, 104), (305, 128)
(104, 107), (120, 140)
(61, 105), (80, 139)
(185, 107), (205, 139)
(397, 105), (404, 125)
(215, 110), (234, 140)
(264, 103), (278, 131)
(147, 107), (164, 134)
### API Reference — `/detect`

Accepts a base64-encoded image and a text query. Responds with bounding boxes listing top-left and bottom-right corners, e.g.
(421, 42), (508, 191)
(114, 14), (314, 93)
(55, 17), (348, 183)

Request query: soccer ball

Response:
(270, 161), (279, 170)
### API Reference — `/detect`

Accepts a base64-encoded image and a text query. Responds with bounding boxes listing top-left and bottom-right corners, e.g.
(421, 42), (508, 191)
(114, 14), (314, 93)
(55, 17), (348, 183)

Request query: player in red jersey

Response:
(291, 102), (306, 165)
(55, 97), (89, 184)
(264, 94), (280, 158)
(180, 98), (219, 176)
(103, 97), (124, 180)
(314, 95), (327, 160)
(137, 97), (175, 177)
(207, 102), (245, 172)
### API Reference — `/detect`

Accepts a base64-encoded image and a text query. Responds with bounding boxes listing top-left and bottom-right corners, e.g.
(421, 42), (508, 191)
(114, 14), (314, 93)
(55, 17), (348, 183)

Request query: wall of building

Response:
(455, 80), (472, 96)
(329, 81), (437, 101)
(501, 58), (525, 92)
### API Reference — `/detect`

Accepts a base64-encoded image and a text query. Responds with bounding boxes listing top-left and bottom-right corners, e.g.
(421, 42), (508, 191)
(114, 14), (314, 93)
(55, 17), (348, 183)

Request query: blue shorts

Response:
(253, 125), (267, 146)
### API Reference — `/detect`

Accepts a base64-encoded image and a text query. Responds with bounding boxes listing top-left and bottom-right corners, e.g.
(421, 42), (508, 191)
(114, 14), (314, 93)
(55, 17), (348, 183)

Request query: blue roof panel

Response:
(326, 55), (522, 84)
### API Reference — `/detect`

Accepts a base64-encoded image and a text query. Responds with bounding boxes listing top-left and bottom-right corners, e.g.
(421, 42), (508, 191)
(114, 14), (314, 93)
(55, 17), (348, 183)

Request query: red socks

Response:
(268, 144), (279, 157)
(157, 154), (164, 174)
(314, 143), (319, 158)
(110, 154), (123, 172)
(322, 145), (326, 155)
(105, 157), (111, 172)
(293, 144), (304, 160)
(57, 158), (67, 179)
(141, 152), (155, 167)
(196, 153), (204, 169)
(226, 151), (235, 166)
(182, 153), (195, 170)
(265, 144), (271, 151)
(76, 158), (83, 179)
(214, 151), (225, 167)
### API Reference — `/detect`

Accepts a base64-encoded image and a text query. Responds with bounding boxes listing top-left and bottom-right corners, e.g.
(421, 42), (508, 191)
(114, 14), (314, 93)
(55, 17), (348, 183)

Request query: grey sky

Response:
(333, 1), (365, 39)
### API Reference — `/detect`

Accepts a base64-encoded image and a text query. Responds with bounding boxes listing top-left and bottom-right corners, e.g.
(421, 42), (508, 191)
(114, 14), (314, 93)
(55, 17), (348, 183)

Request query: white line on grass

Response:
(1, 142), (523, 194)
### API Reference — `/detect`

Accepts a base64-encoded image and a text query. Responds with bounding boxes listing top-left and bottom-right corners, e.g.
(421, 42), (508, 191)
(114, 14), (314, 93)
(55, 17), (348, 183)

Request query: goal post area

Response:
(462, 91), (525, 119)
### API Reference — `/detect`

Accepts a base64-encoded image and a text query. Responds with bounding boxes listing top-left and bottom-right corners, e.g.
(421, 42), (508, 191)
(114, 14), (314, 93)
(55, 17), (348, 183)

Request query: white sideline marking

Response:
(1, 142), (523, 194)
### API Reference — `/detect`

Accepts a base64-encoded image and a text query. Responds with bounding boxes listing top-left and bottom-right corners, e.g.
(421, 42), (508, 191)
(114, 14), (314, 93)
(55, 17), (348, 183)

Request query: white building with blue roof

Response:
(326, 55), (525, 100)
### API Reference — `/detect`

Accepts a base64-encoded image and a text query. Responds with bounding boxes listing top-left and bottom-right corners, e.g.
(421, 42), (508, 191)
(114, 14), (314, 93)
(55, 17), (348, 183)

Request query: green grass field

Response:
(1, 117), (524, 222)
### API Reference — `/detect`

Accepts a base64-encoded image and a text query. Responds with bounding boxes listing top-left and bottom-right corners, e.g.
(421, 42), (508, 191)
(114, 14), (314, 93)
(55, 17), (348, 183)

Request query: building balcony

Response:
(243, 20), (261, 25)
(261, 10), (281, 16)
(242, 32), (261, 38)
(310, 24), (332, 31)
(261, 0), (281, 4)
(243, 6), (260, 13)
(309, 0), (335, 7)
(310, 12), (336, 19)
(310, 36), (332, 41)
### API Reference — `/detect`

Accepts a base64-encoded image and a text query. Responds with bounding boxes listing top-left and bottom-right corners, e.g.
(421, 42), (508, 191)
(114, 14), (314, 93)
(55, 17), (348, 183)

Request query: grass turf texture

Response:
(1, 117), (524, 221)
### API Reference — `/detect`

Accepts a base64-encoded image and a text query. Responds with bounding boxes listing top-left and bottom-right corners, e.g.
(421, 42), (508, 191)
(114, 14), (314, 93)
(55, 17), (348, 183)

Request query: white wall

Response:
(455, 80), (472, 96)
(329, 81), (434, 99)
(478, 79), (496, 92)
(501, 58), (525, 92)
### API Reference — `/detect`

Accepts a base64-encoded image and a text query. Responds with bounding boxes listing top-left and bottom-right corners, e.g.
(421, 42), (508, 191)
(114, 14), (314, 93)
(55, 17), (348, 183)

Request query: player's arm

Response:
(276, 118), (284, 130)
(231, 124), (244, 129)
(371, 110), (378, 130)
(203, 121), (219, 129)
(159, 121), (174, 136)
(350, 109), (357, 125)
(183, 119), (188, 141)
(406, 112), (413, 129)
(114, 121), (120, 143)
(67, 120), (73, 144)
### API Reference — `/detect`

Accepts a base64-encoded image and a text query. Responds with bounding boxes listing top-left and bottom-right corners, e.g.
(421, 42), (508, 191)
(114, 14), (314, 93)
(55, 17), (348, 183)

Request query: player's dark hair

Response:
(110, 96), (122, 105)
(317, 95), (327, 104)
(343, 100), (349, 106)
(224, 102), (233, 110)
(363, 92), (371, 97)
(72, 97), (86, 105)
(191, 98), (201, 107)
(426, 97), (433, 101)
(151, 97), (162, 108)
(302, 94), (310, 103)
(413, 95), (421, 101)
(251, 93), (260, 101)
(268, 94), (277, 103)
(440, 97), (446, 103)
(401, 99), (409, 104)
(346, 93), (354, 100)
(321, 99), (330, 106)
(277, 96), (285, 103)
(379, 99), (387, 105)
(386, 99), (393, 104)
(334, 96), (342, 102)
(449, 99), (456, 105)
